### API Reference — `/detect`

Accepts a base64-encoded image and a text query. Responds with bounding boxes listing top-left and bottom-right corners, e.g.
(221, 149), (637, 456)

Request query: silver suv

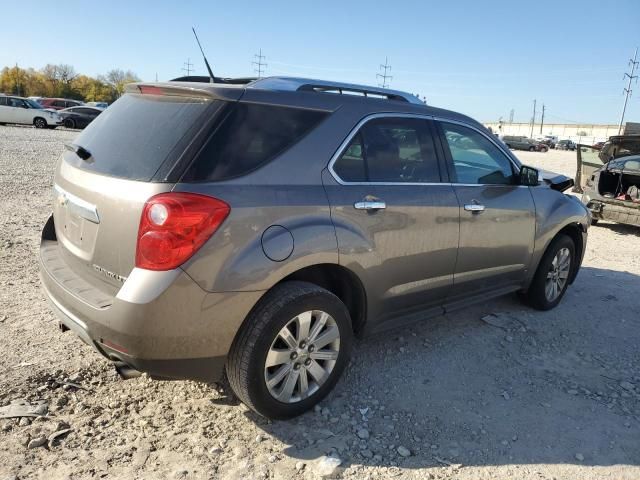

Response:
(39, 77), (589, 419)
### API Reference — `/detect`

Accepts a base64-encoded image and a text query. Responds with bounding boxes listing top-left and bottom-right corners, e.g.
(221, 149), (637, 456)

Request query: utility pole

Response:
(540, 104), (545, 134)
(155, 72), (158, 82)
(618, 48), (638, 135)
(509, 109), (514, 124)
(530, 99), (536, 137)
(182, 58), (194, 77)
(252, 49), (267, 78)
(377, 57), (392, 88)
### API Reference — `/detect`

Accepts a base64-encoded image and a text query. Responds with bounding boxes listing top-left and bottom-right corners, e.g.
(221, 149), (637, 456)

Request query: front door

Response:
(323, 115), (460, 326)
(436, 120), (536, 303)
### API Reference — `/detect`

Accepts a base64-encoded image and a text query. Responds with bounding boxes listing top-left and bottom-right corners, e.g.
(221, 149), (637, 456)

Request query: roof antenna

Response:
(192, 27), (216, 83)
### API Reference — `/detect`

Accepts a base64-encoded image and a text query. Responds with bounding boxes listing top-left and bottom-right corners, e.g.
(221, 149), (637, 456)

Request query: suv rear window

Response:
(182, 103), (328, 182)
(66, 94), (214, 181)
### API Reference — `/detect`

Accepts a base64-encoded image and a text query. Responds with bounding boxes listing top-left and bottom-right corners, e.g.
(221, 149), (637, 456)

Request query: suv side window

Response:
(8, 98), (26, 108)
(0, 96), (6, 106)
(182, 102), (328, 182)
(440, 122), (515, 185)
(333, 117), (440, 183)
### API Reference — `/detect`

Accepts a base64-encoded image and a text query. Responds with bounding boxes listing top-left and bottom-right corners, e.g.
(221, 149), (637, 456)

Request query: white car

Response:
(0, 94), (62, 129)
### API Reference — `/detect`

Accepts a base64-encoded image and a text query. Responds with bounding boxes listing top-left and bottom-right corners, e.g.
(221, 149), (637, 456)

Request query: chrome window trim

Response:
(328, 113), (524, 187)
(327, 112), (442, 186)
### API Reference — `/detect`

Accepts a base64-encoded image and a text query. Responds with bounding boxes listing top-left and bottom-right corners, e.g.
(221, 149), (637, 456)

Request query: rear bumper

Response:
(39, 216), (265, 382)
(582, 193), (640, 227)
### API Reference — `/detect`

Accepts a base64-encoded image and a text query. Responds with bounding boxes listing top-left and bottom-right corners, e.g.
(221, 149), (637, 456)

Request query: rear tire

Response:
(226, 281), (353, 419)
(522, 234), (575, 310)
(33, 117), (47, 129)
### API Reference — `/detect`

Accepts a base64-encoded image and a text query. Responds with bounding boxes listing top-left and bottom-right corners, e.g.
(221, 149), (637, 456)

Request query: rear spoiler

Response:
(124, 82), (243, 102)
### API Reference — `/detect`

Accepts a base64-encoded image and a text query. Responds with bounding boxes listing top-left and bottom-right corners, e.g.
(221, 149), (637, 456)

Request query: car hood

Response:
(538, 169), (574, 192)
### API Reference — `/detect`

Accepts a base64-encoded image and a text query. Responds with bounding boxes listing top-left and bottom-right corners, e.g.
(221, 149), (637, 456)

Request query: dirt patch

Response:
(1, 128), (639, 479)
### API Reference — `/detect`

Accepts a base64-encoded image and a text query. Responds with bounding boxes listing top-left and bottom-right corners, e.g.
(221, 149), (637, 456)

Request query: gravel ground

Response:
(1, 126), (639, 480)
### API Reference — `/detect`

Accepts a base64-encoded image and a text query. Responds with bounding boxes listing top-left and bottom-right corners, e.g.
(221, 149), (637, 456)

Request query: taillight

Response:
(135, 192), (230, 271)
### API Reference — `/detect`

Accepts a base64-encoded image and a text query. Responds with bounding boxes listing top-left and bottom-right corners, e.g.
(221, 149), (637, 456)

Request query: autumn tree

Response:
(101, 69), (141, 99)
(0, 63), (141, 103)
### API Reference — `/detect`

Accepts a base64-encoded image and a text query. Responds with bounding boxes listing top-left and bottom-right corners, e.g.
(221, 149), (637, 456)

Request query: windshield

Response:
(25, 99), (42, 109)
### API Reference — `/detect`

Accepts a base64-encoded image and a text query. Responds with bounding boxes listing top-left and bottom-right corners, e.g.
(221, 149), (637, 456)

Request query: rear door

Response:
(51, 90), (228, 294)
(7, 97), (30, 124)
(323, 115), (460, 326)
(436, 120), (535, 304)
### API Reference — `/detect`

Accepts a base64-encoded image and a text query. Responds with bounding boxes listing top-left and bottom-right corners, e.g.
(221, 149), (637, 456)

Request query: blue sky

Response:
(2, 0), (639, 123)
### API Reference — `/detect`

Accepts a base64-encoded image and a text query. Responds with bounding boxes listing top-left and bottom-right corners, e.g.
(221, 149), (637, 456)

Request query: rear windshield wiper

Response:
(64, 143), (93, 162)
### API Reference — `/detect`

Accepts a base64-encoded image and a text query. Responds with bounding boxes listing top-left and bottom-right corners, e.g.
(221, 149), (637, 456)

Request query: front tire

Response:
(522, 234), (575, 310)
(64, 118), (76, 129)
(529, 146), (536, 152)
(226, 281), (353, 419)
(33, 117), (47, 129)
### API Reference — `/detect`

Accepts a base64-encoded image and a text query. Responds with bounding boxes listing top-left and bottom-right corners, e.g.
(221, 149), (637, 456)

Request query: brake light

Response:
(138, 85), (163, 95)
(135, 193), (230, 271)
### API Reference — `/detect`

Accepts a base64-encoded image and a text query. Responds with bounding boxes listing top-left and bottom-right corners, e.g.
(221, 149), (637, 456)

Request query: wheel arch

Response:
(276, 264), (367, 336)
(555, 223), (585, 284)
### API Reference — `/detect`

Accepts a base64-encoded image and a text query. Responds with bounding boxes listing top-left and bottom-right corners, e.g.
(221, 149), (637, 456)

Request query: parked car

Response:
(556, 139), (576, 151)
(39, 77), (589, 419)
(28, 96), (44, 104)
(578, 135), (640, 227)
(86, 101), (109, 109)
(39, 98), (84, 110)
(0, 94), (62, 128)
(503, 135), (549, 152)
(592, 141), (605, 150)
(582, 156), (640, 227)
(59, 106), (103, 129)
(535, 135), (558, 148)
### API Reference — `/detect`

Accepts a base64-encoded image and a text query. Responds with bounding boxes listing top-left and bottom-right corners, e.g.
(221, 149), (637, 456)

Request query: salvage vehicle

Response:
(39, 98), (84, 110)
(58, 106), (103, 129)
(579, 135), (640, 226)
(39, 76), (589, 419)
(503, 135), (549, 152)
(556, 139), (576, 151)
(0, 94), (62, 129)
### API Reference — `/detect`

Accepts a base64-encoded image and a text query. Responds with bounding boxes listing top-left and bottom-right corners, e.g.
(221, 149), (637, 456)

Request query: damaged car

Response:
(579, 135), (640, 227)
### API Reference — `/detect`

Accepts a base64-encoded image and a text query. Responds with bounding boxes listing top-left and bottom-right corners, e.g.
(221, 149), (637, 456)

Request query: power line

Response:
(530, 99), (536, 137)
(252, 49), (267, 78)
(618, 47), (638, 135)
(182, 58), (194, 76)
(377, 57), (392, 88)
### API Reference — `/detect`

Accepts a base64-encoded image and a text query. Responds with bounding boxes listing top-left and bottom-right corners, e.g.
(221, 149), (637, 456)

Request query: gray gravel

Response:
(1, 125), (639, 479)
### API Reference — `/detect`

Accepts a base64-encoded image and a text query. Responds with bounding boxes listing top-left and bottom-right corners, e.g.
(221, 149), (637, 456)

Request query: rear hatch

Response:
(50, 84), (237, 298)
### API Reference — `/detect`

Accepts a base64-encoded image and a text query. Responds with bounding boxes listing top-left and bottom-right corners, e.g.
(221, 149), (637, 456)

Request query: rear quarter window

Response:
(66, 94), (215, 181)
(182, 103), (328, 182)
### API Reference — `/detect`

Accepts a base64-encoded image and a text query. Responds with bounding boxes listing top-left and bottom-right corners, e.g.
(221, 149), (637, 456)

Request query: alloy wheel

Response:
(264, 310), (340, 403)
(545, 247), (571, 301)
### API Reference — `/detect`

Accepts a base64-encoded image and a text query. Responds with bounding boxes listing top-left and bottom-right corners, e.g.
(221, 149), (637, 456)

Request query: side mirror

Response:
(520, 165), (540, 186)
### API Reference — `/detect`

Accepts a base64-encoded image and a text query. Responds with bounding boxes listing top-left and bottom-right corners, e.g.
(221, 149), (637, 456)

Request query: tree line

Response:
(0, 64), (141, 103)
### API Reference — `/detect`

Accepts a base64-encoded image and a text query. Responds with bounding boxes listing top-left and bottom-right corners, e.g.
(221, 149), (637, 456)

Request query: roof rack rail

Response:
(170, 75), (257, 85)
(247, 77), (424, 105)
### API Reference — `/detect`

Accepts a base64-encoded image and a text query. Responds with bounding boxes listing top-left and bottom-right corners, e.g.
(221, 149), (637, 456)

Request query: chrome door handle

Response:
(464, 203), (485, 212)
(354, 200), (386, 210)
